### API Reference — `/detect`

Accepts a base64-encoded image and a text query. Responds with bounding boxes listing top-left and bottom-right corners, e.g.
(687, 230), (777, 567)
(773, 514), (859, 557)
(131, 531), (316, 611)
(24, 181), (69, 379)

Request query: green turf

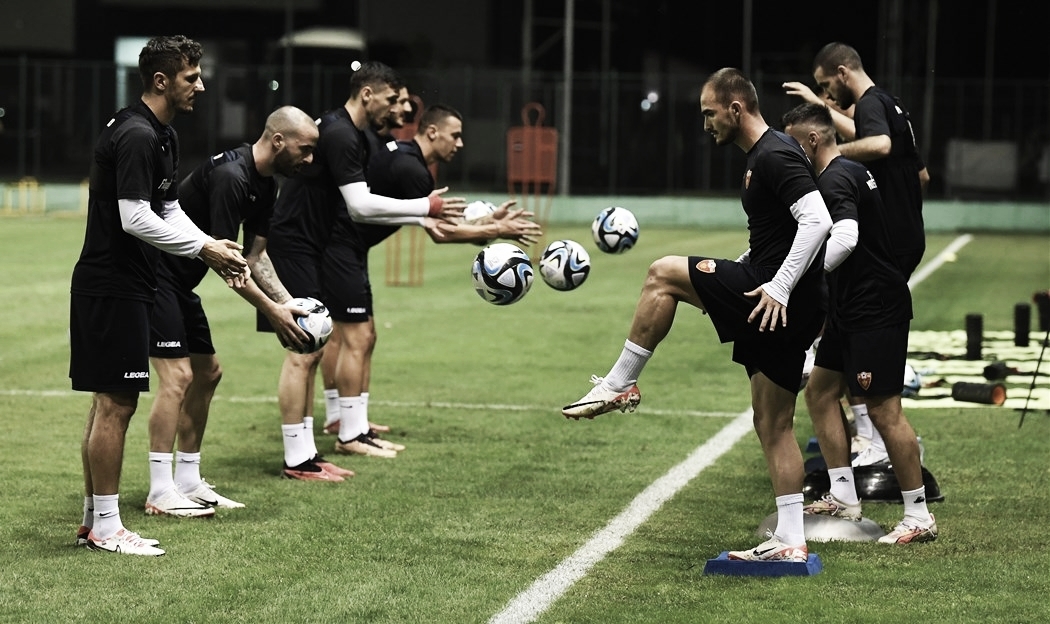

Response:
(0, 215), (1047, 624)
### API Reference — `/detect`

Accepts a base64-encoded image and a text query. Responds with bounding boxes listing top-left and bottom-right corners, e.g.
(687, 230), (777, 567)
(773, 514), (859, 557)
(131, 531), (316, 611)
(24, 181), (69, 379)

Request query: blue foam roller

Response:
(703, 551), (823, 577)
(805, 437), (821, 454)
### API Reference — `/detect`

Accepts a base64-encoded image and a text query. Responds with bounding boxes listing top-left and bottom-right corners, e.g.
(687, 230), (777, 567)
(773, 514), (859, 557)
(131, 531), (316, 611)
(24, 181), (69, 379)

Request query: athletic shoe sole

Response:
(562, 385), (641, 420)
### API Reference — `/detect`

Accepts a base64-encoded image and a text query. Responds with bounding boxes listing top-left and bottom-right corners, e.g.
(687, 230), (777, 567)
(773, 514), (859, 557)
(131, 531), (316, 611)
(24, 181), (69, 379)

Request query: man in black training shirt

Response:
(143, 106), (324, 517)
(563, 69), (832, 563)
(264, 62), (465, 481)
(810, 42), (928, 468)
(783, 103), (937, 544)
(69, 35), (247, 556)
(321, 104), (542, 458)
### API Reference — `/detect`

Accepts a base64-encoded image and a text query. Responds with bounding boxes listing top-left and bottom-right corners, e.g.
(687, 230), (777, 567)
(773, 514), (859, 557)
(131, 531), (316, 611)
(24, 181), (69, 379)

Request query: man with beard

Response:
(70, 35), (247, 556)
(143, 106), (320, 516)
(563, 68), (831, 562)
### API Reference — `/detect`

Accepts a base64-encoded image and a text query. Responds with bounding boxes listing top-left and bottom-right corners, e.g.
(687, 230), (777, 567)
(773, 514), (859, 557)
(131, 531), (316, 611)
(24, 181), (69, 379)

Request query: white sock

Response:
(174, 451), (202, 491)
(147, 452), (175, 500)
(851, 403), (872, 440)
(337, 396), (368, 441)
(774, 493), (806, 547)
(827, 467), (860, 505)
(81, 496), (93, 530)
(361, 392), (370, 429)
(303, 417), (320, 458)
(901, 486), (933, 525)
(323, 389), (340, 426)
(603, 340), (652, 391)
(282, 423), (312, 468)
(92, 493), (121, 540)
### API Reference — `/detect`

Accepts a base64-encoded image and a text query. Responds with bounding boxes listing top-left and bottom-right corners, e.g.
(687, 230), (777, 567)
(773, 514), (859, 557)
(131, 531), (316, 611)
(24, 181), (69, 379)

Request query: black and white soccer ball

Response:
(462, 200), (498, 224)
(902, 363), (922, 397)
(285, 297), (333, 354)
(471, 243), (534, 305)
(591, 206), (639, 254)
(538, 239), (591, 291)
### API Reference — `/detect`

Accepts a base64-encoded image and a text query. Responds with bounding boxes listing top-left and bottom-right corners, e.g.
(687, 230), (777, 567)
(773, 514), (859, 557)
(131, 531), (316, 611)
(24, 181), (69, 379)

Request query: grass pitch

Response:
(0, 214), (1048, 624)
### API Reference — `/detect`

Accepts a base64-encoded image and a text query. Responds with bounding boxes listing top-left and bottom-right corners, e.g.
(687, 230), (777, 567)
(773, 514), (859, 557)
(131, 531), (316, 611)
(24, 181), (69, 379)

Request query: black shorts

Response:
(688, 256), (826, 393)
(322, 243), (372, 323)
(257, 252), (324, 333)
(150, 277), (214, 358)
(69, 294), (152, 393)
(813, 321), (910, 397)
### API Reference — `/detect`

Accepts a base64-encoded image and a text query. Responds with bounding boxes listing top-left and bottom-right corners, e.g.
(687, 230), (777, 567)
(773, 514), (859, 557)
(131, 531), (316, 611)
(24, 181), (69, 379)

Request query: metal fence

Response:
(1, 58), (1048, 200)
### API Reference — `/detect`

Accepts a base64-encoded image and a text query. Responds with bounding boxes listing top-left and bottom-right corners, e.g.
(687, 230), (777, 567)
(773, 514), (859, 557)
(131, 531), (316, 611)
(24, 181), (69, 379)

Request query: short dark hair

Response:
(349, 61), (404, 99)
(813, 42), (864, 75)
(138, 35), (203, 90)
(781, 102), (837, 144)
(416, 104), (462, 134)
(702, 68), (759, 112)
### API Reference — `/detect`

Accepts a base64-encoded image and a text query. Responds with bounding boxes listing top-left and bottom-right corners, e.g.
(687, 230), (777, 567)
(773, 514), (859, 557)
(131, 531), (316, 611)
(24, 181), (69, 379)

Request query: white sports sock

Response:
(337, 396), (368, 441)
(282, 423), (312, 468)
(303, 417), (320, 458)
(603, 340), (653, 392)
(82, 496), (93, 530)
(148, 452), (175, 500)
(361, 392), (370, 428)
(827, 467), (860, 505)
(848, 403), (873, 437)
(774, 493), (806, 547)
(92, 493), (121, 540)
(323, 388), (340, 426)
(901, 486), (933, 525)
(851, 403), (873, 440)
(174, 451), (202, 490)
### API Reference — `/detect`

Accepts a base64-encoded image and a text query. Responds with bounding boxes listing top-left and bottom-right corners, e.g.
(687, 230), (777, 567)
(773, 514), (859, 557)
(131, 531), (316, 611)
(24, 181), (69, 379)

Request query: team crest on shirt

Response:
(857, 371), (872, 390)
(696, 259), (716, 273)
(745, 169), (752, 189)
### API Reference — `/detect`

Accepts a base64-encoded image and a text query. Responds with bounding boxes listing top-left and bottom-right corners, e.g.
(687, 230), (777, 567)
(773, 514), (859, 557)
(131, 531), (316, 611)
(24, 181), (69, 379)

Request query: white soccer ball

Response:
(592, 206), (639, 254)
(285, 297), (333, 354)
(903, 363), (922, 397)
(471, 242), (534, 305)
(539, 239), (591, 291)
(463, 200), (498, 224)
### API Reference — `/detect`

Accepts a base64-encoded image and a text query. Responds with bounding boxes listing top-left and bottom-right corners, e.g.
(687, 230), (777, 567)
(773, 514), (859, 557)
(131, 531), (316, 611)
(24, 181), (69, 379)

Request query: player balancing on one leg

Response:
(564, 68), (832, 563)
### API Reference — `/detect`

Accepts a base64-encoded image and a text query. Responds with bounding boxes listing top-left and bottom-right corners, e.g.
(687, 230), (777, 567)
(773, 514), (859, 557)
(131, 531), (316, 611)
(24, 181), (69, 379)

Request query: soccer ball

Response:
(463, 200), (497, 224)
(463, 200), (499, 246)
(471, 242), (534, 305)
(539, 239), (591, 291)
(903, 363), (922, 397)
(285, 297), (333, 354)
(592, 206), (639, 254)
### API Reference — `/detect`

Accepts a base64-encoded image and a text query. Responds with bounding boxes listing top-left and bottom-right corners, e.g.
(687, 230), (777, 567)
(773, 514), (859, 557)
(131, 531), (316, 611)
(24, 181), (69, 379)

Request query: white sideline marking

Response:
(488, 409), (754, 624)
(908, 234), (972, 290)
(488, 235), (972, 623)
(0, 389), (740, 419)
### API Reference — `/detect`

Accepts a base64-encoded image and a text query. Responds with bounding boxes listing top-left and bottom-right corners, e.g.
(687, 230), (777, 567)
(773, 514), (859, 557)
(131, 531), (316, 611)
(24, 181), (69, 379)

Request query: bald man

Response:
(139, 106), (321, 518)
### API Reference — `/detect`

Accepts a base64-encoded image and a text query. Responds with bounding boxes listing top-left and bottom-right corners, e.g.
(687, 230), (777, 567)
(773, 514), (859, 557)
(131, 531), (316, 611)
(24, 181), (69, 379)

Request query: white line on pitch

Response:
(0, 389), (740, 419)
(488, 409), (755, 624)
(908, 234), (972, 290)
